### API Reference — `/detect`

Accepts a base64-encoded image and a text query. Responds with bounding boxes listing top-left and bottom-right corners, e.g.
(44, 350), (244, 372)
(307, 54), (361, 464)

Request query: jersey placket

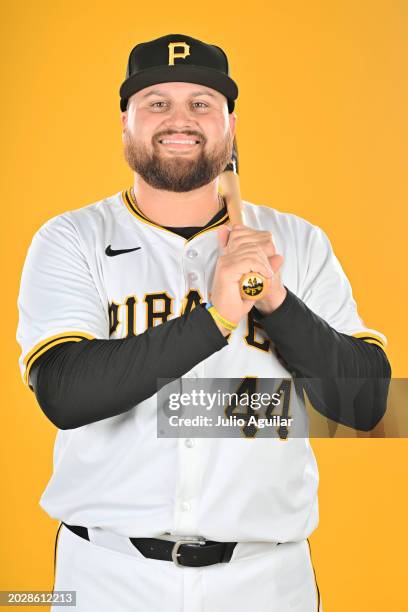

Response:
(172, 240), (208, 536)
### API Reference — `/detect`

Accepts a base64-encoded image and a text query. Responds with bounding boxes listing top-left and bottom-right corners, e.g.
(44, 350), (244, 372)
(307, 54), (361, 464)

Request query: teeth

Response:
(160, 139), (198, 144)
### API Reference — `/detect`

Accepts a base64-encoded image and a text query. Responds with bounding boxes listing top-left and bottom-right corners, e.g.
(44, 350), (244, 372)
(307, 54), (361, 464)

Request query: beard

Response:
(122, 127), (233, 192)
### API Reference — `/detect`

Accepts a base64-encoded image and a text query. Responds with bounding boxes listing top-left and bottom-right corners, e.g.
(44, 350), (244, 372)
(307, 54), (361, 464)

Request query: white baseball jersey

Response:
(16, 187), (387, 541)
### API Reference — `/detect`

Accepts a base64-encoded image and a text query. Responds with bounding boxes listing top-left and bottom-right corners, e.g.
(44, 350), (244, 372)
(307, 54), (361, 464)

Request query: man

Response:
(16, 34), (390, 612)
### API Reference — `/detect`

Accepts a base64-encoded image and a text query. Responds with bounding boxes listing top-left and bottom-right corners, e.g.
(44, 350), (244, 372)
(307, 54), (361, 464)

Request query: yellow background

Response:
(1, 1), (407, 610)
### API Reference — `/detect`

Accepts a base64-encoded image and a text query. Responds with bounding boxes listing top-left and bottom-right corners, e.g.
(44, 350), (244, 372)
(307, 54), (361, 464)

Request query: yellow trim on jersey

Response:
(185, 215), (229, 242)
(360, 338), (386, 350)
(307, 538), (321, 611)
(121, 189), (179, 237)
(351, 331), (387, 353)
(121, 188), (229, 242)
(23, 331), (95, 386)
(52, 522), (64, 593)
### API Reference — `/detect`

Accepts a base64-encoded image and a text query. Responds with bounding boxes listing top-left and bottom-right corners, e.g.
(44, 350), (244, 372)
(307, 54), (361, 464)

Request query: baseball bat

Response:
(219, 137), (269, 301)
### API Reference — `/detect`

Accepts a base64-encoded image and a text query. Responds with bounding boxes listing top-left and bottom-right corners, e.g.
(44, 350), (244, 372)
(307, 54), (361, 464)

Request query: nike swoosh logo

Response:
(105, 244), (141, 257)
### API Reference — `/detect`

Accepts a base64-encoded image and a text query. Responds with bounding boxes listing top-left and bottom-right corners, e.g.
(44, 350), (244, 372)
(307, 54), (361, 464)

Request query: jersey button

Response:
(181, 501), (191, 512)
(186, 249), (198, 259)
(185, 438), (195, 448)
(188, 272), (198, 281)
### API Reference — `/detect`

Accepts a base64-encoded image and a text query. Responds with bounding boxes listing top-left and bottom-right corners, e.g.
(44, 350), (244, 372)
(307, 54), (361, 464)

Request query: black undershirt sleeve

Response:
(29, 305), (228, 430)
(31, 286), (391, 433)
(28, 211), (231, 431)
(252, 286), (391, 431)
(28, 208), (390, 433)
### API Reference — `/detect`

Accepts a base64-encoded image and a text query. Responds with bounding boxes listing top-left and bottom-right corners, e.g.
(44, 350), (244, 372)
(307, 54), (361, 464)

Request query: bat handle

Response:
(220, 171), (269, 301)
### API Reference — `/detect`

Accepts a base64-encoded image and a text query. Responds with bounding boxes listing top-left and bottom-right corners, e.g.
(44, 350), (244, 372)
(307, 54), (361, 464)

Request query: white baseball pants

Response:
(52, 524), (323, 611)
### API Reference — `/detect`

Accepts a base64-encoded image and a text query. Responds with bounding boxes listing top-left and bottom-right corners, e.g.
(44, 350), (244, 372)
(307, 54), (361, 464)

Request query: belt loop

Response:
(88, 526), (140, 557)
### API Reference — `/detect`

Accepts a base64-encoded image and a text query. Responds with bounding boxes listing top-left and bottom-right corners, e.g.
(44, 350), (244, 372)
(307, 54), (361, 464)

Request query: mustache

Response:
(153, 130), (206, 144)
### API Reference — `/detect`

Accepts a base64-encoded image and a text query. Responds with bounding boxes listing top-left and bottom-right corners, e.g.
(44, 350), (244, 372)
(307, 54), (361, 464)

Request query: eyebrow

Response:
(141, 89), (216, 99)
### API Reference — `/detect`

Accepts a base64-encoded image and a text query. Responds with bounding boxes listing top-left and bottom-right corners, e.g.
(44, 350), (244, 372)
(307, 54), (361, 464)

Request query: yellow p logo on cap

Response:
(168, 42), (190, 66)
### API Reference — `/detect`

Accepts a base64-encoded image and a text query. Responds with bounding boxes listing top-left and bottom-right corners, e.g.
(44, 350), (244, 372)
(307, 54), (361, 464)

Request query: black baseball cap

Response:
(119, 34), (238, 113)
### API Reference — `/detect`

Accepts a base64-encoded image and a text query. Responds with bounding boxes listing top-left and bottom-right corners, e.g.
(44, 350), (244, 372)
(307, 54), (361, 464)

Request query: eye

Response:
(192, 101), (209, 109)
(150, 101), (168, 110)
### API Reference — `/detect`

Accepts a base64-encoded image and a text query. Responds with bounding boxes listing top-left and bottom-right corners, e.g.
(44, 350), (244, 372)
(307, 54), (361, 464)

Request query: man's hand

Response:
(210, 224), (275, 326)
(220, 224), (287, 315)
(209, 224), (286, 326)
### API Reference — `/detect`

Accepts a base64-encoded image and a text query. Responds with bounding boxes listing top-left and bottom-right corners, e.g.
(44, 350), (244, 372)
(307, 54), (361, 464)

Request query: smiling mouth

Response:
(158, 137), (202, 150)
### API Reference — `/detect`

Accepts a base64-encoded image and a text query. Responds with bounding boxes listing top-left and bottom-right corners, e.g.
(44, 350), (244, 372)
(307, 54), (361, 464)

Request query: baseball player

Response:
(16, 34), (390, 612)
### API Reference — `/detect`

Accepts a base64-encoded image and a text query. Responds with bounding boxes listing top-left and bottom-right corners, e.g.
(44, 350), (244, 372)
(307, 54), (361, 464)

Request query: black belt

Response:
(62, 523), (238, 567)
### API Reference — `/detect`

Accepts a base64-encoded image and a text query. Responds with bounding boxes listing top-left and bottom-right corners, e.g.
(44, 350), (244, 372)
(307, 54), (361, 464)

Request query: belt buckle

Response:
(171, 537), (206, 567)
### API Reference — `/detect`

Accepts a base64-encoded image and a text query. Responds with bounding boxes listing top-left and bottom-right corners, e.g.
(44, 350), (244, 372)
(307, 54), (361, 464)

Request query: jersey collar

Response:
(121, 188), (229, 242)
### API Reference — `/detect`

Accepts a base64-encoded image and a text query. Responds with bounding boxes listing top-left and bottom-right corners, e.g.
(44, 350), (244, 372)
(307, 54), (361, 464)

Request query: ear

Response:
(120, 112), (128, 128)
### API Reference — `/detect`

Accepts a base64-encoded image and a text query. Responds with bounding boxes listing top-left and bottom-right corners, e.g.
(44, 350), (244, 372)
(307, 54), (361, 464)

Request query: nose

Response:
(165, 103), (195, 127)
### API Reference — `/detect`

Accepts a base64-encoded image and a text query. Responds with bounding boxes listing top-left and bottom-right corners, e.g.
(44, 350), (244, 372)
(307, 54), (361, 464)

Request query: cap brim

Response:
(119, 64), (238, 112)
